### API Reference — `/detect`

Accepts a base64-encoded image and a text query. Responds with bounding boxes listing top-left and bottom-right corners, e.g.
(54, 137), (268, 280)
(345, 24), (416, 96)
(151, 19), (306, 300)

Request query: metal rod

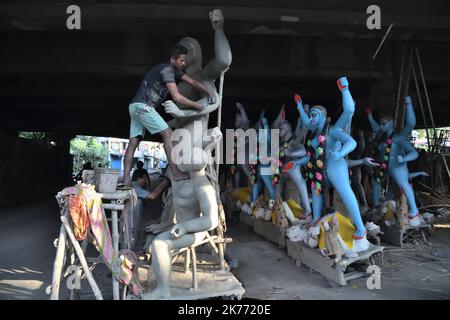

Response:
(372, 23), (394, 60)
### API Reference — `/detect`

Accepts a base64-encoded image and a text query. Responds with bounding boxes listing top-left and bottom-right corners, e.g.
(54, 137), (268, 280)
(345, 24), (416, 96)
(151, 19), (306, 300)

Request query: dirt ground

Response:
(1, 197), (449, 300)
(226, 217), (450, 300)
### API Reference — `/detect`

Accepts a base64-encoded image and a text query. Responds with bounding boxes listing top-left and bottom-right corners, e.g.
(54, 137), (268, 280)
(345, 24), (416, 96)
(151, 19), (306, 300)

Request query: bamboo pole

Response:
(214, 71), (227, 271)
(102, 203), (124, 211)
(215, 71), (226, 176)
(190, 247), (198, 290)
(60, 215), (103, 300)
(70, 236), (89, 300)
(411, 65), (431, 148)
(415, 46), (437, 141)
(184, 250), (191, 274)
(50, 204), (68, 300)
(111, 210), (120, 300)
(217, 217), (225, 271)
(122, 286), (127, 300)
(372, 23), (394, 60)
(400, 46), (414, 126)
(394, 48), (406, 128)
(441, 153), (450, 181)
(122, 202), (131, 250)
(419, 204), (450, 210)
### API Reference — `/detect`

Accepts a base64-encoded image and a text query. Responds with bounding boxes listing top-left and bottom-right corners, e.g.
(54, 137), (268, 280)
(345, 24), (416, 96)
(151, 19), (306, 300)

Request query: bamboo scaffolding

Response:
(60, 215), (103, 300)
(111, 210), (120, 300)
(50, 202), (69, 300)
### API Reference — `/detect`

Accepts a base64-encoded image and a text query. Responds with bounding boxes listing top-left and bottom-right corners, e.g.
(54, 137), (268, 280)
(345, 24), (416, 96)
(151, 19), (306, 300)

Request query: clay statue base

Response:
(286, 239), (384, 286)
(131, 253), (245, 300)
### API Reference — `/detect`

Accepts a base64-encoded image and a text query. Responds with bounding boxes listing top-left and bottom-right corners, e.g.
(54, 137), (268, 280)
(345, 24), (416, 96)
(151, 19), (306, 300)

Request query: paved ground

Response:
(0, 198), (60, 299)
(1, 196), (450, 300)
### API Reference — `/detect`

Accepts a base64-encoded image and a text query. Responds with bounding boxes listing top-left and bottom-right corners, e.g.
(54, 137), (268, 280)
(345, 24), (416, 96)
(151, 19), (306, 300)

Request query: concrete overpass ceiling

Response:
(1, 1), (450, 137)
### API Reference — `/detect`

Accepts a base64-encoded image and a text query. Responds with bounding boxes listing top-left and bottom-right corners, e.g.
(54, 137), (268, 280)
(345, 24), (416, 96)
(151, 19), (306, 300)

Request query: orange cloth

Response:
(68, 193), (90, 241)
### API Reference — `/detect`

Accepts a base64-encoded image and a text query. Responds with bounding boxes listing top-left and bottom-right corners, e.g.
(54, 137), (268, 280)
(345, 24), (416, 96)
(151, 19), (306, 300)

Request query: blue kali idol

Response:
(366, 96), (424, 227)
(294, 77), (370, 252)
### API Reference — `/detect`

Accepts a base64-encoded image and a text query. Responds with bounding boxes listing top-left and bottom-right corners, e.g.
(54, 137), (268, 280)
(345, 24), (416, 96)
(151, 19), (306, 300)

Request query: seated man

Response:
(131, 171), (170, 251)
(133, 171), (170, 201)
(132, 160), (150, 189)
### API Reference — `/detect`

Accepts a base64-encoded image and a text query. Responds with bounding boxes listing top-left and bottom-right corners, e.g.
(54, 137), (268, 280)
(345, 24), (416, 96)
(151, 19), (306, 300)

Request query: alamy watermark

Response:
(66, 5), (381, 31)
(170, 120), (280, 169)
(366, 265), (382, 290)
(66, 5), (81, 30)
(366, 5), (381, 30)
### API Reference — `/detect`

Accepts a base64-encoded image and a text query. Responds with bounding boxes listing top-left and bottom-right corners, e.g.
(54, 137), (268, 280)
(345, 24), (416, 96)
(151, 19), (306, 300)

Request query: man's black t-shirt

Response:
(131, 63), (185, 108)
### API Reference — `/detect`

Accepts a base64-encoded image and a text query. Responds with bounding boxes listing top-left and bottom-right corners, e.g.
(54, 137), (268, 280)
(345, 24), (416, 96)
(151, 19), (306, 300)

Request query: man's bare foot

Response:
(141, 287), (171, 300)
(122, 177), (132, 187)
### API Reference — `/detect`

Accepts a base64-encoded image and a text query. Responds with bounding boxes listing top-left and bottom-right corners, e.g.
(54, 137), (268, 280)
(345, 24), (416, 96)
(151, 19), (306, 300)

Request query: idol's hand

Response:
(164, 100), (185, 117)
(170, 224), (186, 239)
(329, 150), (343, 161)
(209, 9), (224, 30)
(337, 76), (349, 91)
(363, 157), (380, 167)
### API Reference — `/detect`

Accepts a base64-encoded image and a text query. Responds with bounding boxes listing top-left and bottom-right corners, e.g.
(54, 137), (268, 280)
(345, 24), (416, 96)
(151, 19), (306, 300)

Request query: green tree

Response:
(70, 136), (109, 175)
(19, 131), (49, 141)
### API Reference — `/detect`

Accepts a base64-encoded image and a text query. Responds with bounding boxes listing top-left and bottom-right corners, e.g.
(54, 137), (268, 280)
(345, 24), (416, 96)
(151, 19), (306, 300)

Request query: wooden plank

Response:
(239, 212), (255, 228)
(50, 221), (67, 300)
(286, 239), (384, 286)
(254, 219), (286, 248)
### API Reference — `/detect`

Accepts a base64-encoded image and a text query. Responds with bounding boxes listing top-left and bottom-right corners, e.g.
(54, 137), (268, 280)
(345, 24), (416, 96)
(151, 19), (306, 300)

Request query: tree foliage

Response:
(70, 136), (109, 175)
(19, 131), (50, 142)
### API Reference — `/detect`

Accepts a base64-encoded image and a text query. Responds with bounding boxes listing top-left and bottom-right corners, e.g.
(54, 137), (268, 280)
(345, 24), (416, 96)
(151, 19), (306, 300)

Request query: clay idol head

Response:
(309, 105), (327, 131)
(380, 115), (394, 136)
(279, 121), (292, 139)
(179, 37), (202, 73)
